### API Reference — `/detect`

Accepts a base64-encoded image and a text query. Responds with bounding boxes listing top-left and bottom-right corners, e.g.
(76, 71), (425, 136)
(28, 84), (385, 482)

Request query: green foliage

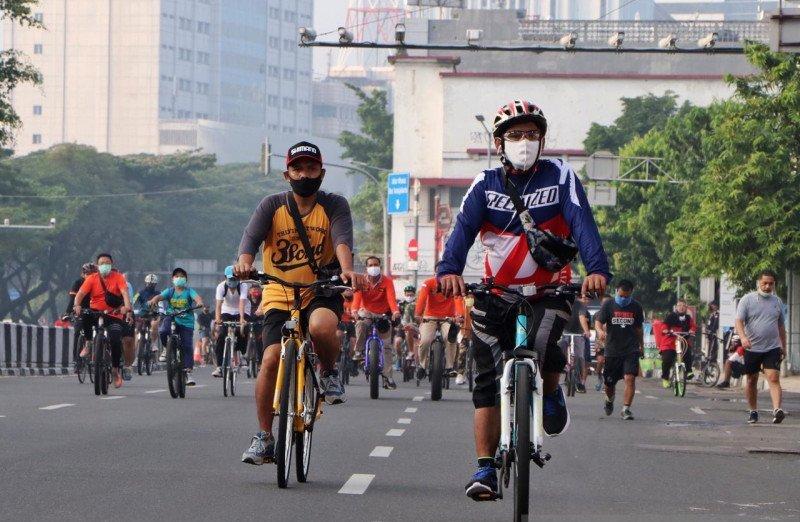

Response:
(584, 92), (680, 154)
(338, 84), (393, 257)
(0, 1), (43, 147)
(0, 144), (284, 321)
(670, 44), (800, 289)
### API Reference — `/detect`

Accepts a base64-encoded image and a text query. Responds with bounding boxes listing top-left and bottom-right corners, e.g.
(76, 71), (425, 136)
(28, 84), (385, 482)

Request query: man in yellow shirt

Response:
(235, 142), (365, 466)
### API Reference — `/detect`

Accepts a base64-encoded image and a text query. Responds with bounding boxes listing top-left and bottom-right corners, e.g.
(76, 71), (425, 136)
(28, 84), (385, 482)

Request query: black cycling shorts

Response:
(470, 292), (570, 409)
(743, 348), (782, 374)
(603, 352), (640, 387)
(262, 294), (343, 349)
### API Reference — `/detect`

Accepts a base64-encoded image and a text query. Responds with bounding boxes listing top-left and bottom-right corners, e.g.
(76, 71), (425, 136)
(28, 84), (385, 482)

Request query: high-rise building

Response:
(3, 0), (314, 163)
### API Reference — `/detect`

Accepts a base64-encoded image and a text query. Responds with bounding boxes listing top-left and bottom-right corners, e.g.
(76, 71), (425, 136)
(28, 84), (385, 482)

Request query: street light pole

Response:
(350, 161), (389, 274)
(475, 115), (492, 169)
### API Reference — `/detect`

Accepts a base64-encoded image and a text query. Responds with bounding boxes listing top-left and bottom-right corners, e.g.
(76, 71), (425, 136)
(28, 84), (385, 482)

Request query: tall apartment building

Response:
(3, 0), (314, 163)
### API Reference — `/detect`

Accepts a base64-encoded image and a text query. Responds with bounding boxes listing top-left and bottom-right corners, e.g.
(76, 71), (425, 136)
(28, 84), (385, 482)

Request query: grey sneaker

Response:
(604, 396), (614, 416)
(241, 431), (274, 465)
(322, 370), (347, 405)
(621, 407), (634, 420)
(122, 366), (133, 381)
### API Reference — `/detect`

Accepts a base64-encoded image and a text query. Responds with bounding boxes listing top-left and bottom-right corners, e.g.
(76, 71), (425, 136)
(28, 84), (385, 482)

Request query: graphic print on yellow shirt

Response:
(238, 191), (353, 313)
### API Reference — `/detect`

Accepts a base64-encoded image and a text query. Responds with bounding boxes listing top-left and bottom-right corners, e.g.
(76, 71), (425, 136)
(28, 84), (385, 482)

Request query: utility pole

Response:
(475, 114), (492, 170)
(412, 178), (420, 288)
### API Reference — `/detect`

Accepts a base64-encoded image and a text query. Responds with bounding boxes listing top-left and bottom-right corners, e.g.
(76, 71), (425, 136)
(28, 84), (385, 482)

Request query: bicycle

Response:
(161, 305), (202, 399)
(359, 312), (392, 400)
(70, 315), (91, 385)
(245, 318), (264, 379)
(82, 310), (116, 396)
(562, 334), (584, 397)
(464, 336), (476, 392)
(337, 321), (355, 385)
(243, 272), (350, 489)
(694, 332), (721, 387)
(135, 311), (158, 376)
(219, 321), (242, 397)
(422, 317), (459, 401)
(668, 331), (693, 398)
(466, 280), (581, 522)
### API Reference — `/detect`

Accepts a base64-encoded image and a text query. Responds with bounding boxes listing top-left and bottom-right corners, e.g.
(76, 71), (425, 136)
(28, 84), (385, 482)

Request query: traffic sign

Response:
(387, 172), (410, 214)
(407, 238), (418, 261)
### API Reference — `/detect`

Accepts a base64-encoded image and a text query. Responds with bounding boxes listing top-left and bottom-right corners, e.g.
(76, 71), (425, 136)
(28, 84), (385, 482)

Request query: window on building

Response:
(268, 66), (280, 77)
(178, 48), (193, 61)
(268, 95), (279, 107)
(284, 10), (297, 22)
(33, 44), (43, 54)
(33, 105), (42, 115)
(283, 40), (295, 52)
(449, 186), (468, 209)
(197, 21), (211, 34)
(282, 69), (296, 80)
(269, 7), (280, 19)
(33, 12), (43, 23)
(32, 134), (42, 144)
(282, 97), (295, 110)
(197, 51), (210, 65)
(313, 104), (336, 118)
(196, 82), (209, 95)
(269, 37), (280, 49)
(178, 78), (192, 92)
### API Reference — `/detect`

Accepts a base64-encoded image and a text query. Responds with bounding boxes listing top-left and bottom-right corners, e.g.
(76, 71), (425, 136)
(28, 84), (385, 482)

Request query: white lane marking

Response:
(0, 415), (6, 418)
(338, 474), (375, 495)
(425, 391), (431, 396)
(397, 418), (411, 425)
(193, 384), (207, 388)
(100, 396), (126, 400)
(412, 396), (424, 402)
(645, 395), (657, 399)
(635, 390), (641, 394)
(386, 429), (405, 437)
(39, 403), (75, 410)
(369, 446), (393, 458)
(145, 389), (166, 394)
(691, 407), (707, 415)
(404, 407), (418, 413)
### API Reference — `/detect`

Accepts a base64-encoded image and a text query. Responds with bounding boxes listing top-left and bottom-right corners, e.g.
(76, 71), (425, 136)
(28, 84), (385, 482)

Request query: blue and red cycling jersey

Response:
(437, 159), (611, 286)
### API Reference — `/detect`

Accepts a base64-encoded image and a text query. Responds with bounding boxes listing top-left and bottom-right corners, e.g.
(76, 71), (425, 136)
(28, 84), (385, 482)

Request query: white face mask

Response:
(366, 266), (381, 277)
(504, 139), (540, 171)
(757, 289), (773, 297)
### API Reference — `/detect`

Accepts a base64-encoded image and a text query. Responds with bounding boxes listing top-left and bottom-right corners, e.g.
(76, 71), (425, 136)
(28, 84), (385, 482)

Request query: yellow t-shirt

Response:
(238, 191), (353, 312)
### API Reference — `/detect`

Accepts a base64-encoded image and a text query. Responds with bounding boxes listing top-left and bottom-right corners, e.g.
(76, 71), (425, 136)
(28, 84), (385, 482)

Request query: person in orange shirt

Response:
(72, 253), (133, 389)
(414, 269), (465, 381)
(352, 256), (401, 389)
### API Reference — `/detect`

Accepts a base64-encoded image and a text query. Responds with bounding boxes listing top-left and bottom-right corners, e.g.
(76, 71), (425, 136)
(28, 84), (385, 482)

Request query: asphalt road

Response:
(1, 367), (799, 522)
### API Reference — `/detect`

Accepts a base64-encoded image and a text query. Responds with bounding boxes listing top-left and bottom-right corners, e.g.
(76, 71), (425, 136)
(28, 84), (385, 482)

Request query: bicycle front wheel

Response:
(513, 363), (532, 522)
(368, 339), (380, 400)
(430, 340), (444, 401)
(467, 343), (475, 393)
(93, 335), (104, 396)
(276, 340), (298, 488)
(222, 339), (231, 397)
(296, 355), (318, 483)
(166, 336), (179, 398)
(703, 362), (720, 387)
(136, 337), (145, 375)
(676, 365), (686, 397)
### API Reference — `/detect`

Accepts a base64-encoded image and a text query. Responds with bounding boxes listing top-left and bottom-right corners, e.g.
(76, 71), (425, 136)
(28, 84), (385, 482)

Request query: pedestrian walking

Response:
(735, 269), (786, 424)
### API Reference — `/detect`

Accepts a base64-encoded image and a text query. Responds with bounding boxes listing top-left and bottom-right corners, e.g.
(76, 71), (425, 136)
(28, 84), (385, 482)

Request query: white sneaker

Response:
(455, 373), (466, 385)
(186, 372), (196, 386)
(158, 351), (167, 363)
(211, 367), (222, 378)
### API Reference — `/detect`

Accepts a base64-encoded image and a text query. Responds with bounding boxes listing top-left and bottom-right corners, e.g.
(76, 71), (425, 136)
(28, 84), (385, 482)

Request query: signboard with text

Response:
(387, 172), (410, 214)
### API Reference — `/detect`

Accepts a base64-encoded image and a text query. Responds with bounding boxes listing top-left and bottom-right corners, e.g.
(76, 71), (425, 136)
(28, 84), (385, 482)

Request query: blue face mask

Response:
(172, 277), (186, 287)
(615, 295), (632, 307)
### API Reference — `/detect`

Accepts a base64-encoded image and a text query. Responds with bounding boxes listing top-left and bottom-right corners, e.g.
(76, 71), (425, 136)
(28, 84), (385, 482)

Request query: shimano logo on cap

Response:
(291, 145), (317, 155)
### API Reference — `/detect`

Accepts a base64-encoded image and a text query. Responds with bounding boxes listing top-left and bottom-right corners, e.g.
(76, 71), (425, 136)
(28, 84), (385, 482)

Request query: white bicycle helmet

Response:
(144, 273), (159, 284)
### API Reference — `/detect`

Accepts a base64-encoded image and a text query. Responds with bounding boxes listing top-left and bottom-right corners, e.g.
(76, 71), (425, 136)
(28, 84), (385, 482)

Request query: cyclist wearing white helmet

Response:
(66, 263), (97, 367)
(134, 273), (162, 359)
(437, 100), (610, 501)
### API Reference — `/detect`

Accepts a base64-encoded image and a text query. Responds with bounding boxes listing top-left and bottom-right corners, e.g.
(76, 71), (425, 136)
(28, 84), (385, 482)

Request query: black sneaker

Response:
(465, 466), (498, 501)
(715, 381), (730, 389)
(576, 383), (586, 394)
(686, 371), (695, 381)
(772, 409), (785, 424)
(543, 386), (570, 436)
(416, 367), (427, 381)
(747, 410), (758, 424)
(383, 376), (397, 390)
(604, 396), (614, 416)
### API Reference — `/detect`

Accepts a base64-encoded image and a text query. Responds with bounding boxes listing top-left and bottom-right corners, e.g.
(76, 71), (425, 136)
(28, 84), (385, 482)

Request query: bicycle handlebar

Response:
(465, 280), (584, 300)
(240, 272), (351, 295)
(158, 305), (203, 318)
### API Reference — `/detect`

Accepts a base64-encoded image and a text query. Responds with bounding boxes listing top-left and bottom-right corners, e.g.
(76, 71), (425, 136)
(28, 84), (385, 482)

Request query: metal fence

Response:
(519, 19), (770, 46)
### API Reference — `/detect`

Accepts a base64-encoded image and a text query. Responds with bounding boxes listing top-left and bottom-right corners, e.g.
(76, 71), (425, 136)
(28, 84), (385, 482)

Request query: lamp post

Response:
(475, 114), (492, 169)
(351, 161), (389, 274)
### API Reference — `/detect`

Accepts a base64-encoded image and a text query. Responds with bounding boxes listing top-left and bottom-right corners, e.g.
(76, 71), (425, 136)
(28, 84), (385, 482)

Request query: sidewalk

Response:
(781, 373), (800, 393)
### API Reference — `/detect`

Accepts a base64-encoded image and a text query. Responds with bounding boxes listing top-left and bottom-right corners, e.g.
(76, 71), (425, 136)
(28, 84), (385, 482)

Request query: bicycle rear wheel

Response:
(222, 339), (231, 397)
(296, 355), (318, 483)
(565, 365), (575, 397)
(703, 362), (720, 387)
(177, 345), (186, 399)
(166, 336), (179, 399)
(145, 345), (153, 376)
(93, 335), (104, 396)
(430, 340), (444, 401)
(676, 365), (686, 397)
(276, 340), (298, 489)
(100, 347), (110, 395)
(136, 337), (145, 375)
(513, 363), (531, 522)
(368, 339), (380, 400)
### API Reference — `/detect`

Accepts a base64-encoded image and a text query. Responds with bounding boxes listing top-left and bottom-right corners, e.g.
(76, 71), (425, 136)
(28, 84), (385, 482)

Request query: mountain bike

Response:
(562, 334), (584, 397)
(337, 320), (355, 385)
(245, 318), (264, 379)
(422, 317), (458, 401)
(359, 312), (392, 400)
(244, 272), (350, 489)
(669, 331), (693, 397)
(83, 310), (115, 396)
(466, 280), (581, 522)
(161, 306), (202, 399)
(694, 332), (721, 387)
(219, 321), (242, 397)
(70, 315), (91, 384)
(135, 311), (158, 376)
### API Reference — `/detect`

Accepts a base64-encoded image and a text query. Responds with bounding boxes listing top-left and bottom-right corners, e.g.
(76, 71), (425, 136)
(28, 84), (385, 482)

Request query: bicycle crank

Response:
(531, 450), (551, 469)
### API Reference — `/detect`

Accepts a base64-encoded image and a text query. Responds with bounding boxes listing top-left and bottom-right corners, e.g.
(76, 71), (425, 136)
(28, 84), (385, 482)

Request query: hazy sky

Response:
(313, 0), (350, 78)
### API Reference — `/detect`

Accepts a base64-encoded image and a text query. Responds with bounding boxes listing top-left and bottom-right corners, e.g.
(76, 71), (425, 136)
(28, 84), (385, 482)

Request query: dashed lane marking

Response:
(635, 390), (641, 394)
(386, 429), (405, 437)
(691, 407), (707, 415)
(145, 389), (166, 394)
(412, 396), (424, 402)
(100, 396), (126, 400)
(397, 418), (411, 425)
(369, 446), (393, 458)
(404, 407), (418, 413)
(39, 403), (75, 411)
(338, 474), (375, 495)
(645, 395), (657, 399)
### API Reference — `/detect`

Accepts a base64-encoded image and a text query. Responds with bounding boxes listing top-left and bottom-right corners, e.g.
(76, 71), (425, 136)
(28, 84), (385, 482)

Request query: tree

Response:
(338, 84), (393, 257)
(0, 1), (43, 147)
(670, 44), (800, 289)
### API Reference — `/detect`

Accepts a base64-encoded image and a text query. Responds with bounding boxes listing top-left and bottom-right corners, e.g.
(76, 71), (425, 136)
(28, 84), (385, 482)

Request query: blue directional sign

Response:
(387, 172), (410, 214)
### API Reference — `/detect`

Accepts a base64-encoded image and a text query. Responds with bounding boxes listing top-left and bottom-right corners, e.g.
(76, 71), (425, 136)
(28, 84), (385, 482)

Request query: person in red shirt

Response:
(336, 289), (357, 360)
(659, 299), (697, 387)
(414, 271), (465, 380)
(72, 253), (133, 389)
(352, 256), (400, 389)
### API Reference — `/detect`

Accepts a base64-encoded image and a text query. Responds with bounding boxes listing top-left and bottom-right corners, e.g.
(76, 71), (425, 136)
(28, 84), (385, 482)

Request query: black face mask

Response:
(289, 176), (323, 197)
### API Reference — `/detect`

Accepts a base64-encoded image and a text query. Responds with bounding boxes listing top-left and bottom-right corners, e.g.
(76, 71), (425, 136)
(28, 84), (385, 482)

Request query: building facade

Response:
(3, 0), (314, 163)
